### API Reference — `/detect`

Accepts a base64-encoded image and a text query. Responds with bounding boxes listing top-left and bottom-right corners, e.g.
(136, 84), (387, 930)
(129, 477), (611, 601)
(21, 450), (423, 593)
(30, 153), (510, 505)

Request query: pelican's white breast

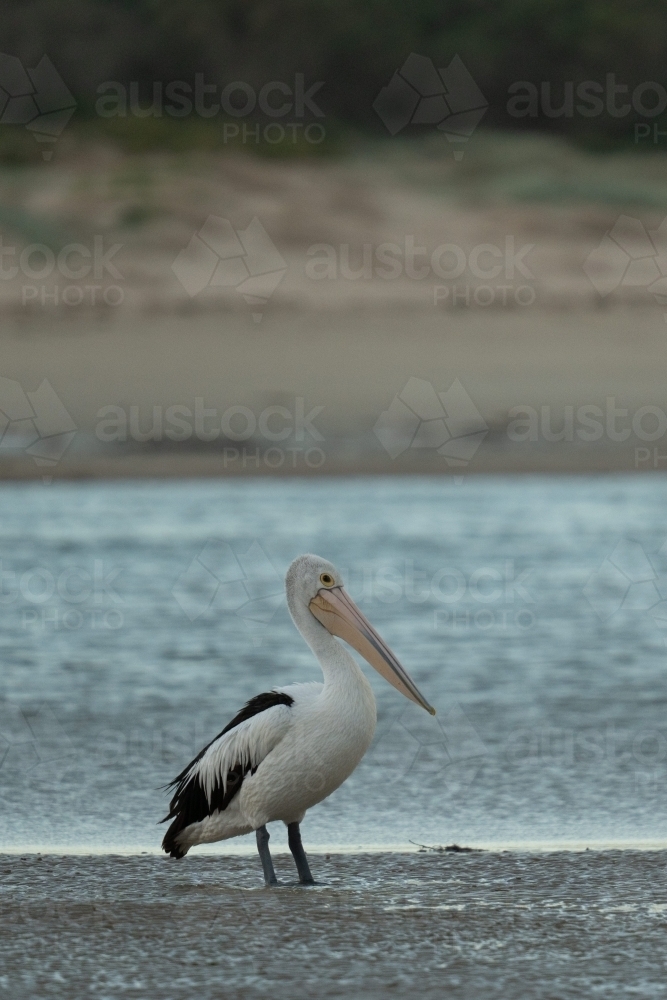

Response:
(239, 674), (377, 827)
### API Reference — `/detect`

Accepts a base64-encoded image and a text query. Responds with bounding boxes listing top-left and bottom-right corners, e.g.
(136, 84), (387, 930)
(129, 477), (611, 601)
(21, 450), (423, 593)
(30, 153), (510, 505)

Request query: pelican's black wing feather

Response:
(161, 690), (293, 858)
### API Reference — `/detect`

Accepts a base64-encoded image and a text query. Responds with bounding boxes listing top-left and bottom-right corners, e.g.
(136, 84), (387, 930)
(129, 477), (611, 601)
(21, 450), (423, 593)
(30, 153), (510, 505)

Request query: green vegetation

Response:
(2, 0), (667, 158)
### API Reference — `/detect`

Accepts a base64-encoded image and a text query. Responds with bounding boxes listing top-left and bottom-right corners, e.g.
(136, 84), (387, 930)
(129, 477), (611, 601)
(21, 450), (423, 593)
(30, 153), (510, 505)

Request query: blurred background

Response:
(2, 1), (667, 856)
(2, 0), (667, 476)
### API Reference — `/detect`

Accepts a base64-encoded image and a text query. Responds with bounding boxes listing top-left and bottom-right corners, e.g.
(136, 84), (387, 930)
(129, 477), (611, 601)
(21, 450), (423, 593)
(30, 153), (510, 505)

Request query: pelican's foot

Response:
(287, 822), (316, 886)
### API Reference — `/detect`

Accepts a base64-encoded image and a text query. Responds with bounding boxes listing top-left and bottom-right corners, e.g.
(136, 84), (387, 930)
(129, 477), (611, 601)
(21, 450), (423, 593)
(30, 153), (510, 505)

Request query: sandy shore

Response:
(2, 850), (666, 998)
(2, 305), (667, 477)
(2, 137), (667, 477)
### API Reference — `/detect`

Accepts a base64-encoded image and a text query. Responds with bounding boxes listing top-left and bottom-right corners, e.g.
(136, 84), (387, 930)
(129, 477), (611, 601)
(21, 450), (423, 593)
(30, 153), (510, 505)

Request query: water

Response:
(1, 475), (667, 852)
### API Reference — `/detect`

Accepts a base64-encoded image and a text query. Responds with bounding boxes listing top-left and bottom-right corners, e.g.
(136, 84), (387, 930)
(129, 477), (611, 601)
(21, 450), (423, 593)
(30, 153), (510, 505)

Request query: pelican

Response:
(161, 553), (435, 885)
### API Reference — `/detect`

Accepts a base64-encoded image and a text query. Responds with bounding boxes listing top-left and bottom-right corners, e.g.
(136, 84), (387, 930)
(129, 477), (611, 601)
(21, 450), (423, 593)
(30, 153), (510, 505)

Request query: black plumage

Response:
(161, 690), (294, 858)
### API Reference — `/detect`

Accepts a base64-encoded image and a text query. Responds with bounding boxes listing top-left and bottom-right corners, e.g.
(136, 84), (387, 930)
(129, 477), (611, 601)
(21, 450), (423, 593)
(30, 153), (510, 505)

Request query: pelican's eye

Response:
(319, 572), (335, 587)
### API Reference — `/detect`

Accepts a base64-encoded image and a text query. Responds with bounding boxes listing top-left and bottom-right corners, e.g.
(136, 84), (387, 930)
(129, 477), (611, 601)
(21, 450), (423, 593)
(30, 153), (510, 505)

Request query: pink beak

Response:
(309, 587), (435, 715)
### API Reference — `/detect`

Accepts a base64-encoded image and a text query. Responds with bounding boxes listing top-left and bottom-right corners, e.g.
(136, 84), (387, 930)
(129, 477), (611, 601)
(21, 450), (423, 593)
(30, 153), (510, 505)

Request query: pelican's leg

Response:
(287, 822), (315, 885)
(256, 825), (278, 886)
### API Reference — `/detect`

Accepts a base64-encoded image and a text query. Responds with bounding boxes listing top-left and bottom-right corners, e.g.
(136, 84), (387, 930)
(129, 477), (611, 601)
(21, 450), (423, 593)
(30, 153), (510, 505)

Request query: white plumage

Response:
(162, 553), (434, 885)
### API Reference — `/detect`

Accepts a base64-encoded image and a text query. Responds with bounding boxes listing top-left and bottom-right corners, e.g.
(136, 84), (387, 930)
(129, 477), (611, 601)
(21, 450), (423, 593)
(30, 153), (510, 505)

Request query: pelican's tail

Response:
(162, 805), (252, 857)
(160, 763), (247, 858)
(161, 814), (191, 859)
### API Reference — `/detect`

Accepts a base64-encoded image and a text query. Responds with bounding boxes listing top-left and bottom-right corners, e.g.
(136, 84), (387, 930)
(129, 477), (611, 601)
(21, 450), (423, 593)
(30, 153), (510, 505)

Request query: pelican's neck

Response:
(288, 596), (369, 692)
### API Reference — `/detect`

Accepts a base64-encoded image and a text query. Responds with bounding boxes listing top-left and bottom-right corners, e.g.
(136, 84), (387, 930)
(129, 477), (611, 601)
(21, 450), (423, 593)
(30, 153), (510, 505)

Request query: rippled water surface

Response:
(1, 475), (667, 852)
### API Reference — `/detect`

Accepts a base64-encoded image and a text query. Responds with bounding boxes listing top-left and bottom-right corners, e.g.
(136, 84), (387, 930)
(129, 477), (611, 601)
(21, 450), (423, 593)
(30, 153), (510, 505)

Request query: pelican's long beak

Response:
(309, 587), (435, 715)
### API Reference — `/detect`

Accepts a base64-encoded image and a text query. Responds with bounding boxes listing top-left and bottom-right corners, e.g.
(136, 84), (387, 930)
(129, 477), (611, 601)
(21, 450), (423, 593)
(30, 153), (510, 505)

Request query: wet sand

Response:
(2, 850), (666, 998)
(3, 305), (667, 477)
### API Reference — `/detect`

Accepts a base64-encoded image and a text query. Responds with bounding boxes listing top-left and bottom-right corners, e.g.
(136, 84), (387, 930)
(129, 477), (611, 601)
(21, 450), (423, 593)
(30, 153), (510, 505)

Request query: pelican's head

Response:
(286, 554), (435, 715)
